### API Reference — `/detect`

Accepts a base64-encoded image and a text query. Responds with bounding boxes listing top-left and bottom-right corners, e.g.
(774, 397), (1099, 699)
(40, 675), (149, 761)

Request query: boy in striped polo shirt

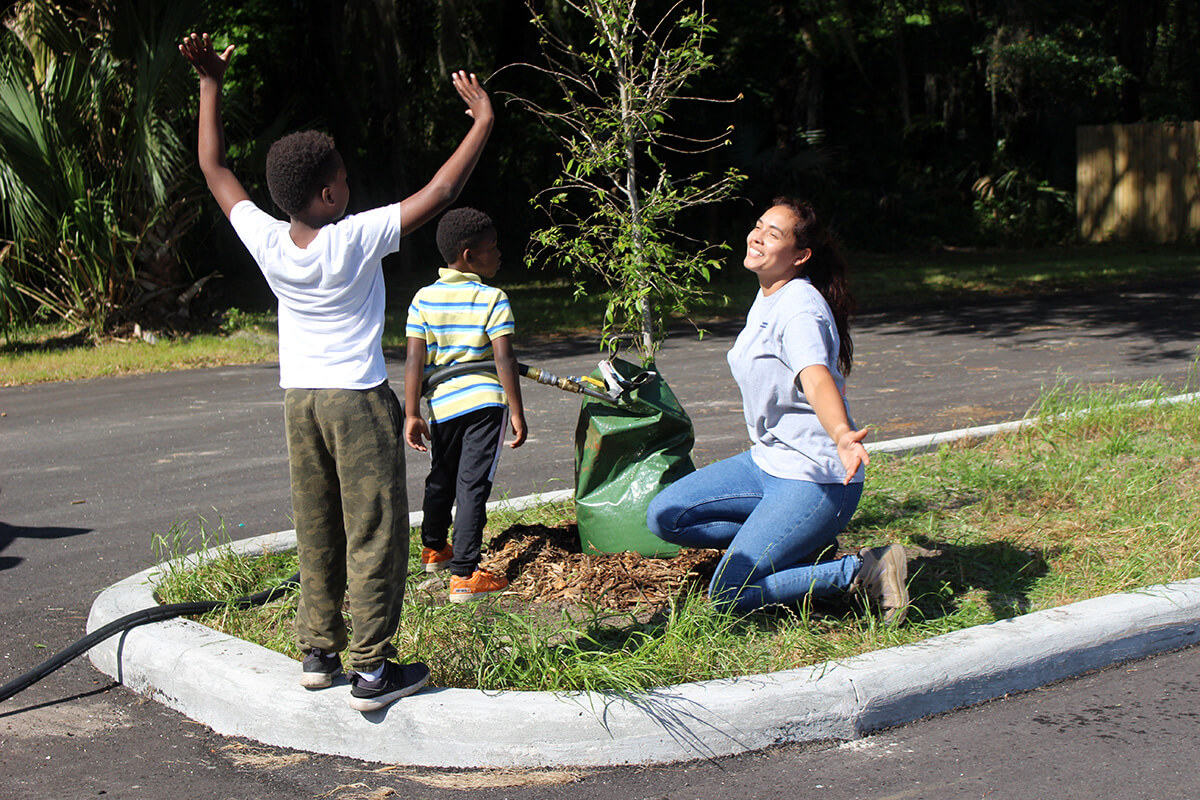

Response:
(404, 208), (527, 602)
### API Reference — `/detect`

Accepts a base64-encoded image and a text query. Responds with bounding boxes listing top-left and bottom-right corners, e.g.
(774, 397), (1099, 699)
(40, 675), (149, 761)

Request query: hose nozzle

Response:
(519, 365), (616, 402)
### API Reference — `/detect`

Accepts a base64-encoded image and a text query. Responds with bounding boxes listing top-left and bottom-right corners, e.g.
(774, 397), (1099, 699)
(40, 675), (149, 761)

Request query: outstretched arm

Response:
(798, 364), (869, 484)
(179, 33), (250, 218)
(398, 71), (495, 234)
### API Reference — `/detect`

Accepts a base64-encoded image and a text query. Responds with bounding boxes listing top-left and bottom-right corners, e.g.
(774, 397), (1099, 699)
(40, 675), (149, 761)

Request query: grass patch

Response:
(153, 381), (1200, 694)
(849, 242), (1200, 309)
(4, 243), (1197, 386)
(0, 311), (277, 387)
(152, 516), (300, 653)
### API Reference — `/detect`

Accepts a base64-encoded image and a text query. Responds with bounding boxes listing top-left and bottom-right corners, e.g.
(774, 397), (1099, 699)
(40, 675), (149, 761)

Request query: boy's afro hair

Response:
(265, 131), (340, 216)
(436, 207), (495, 264)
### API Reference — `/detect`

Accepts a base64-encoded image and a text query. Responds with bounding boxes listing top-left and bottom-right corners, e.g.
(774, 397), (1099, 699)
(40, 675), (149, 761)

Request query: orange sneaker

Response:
(420, 544), (453, 573)
(449, 569), (508, 603)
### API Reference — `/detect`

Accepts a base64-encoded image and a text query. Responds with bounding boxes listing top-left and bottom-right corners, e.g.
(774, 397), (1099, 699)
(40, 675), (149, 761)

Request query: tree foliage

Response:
(510, 0), (743, 358)
(0, 0), (200, 336)
(703, 0), (1200, 247)
(3, 0), (1199, 335)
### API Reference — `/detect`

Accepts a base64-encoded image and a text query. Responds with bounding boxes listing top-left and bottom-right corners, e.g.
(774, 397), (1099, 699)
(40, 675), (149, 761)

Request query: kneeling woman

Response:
(647, 198), (909, 623)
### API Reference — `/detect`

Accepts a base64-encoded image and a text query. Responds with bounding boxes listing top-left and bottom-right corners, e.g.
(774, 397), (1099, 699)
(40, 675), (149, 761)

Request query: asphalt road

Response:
(2, 280), (1198, 799)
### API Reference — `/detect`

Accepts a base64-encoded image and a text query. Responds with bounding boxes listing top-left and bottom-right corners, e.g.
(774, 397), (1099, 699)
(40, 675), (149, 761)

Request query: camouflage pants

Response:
(284, 383), (408, 671)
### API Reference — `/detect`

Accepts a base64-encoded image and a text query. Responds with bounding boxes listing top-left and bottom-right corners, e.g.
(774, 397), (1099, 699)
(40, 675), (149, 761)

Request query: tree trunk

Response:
(893, 14), (911, 128)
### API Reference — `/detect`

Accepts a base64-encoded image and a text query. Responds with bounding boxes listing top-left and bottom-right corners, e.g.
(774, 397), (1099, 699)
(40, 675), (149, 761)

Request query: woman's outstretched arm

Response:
(798, 364), (869, 484)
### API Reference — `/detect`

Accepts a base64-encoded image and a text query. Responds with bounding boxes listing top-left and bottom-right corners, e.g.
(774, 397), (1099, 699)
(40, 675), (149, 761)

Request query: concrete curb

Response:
(87, 398), (1200, 767)
(85, 554), (1200, 767)
(864, 391), (1200, 455)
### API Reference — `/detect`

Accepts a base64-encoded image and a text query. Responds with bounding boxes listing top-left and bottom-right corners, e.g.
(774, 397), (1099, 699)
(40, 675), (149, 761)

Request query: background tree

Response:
(4, 0), (1199, 337)
(705, 0), (1200, 249)
(0, 0), (200, 336)
(196, 0), (526, 312)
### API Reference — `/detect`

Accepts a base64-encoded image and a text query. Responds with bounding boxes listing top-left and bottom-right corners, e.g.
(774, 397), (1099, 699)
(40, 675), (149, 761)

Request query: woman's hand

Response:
(835, 426), (870, 485)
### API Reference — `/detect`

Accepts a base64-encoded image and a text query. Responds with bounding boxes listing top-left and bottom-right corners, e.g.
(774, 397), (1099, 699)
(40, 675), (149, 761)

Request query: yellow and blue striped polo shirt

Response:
(405, 267), (515, 422)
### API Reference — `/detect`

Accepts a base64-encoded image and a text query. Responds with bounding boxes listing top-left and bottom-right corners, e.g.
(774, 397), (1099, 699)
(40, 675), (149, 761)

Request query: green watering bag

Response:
(574, 358), (695, 556)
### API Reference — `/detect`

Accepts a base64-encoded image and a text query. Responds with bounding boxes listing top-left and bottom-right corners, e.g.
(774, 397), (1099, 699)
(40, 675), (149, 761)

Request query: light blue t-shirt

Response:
(726, 277), (863, 484)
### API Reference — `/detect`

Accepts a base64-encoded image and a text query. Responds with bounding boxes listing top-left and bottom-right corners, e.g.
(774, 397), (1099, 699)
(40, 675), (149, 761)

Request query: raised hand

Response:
(179, 32), (234, 81)
(450, 70), (493, 123)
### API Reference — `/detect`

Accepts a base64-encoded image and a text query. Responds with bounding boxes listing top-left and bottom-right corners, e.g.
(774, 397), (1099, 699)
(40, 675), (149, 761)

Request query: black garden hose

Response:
(0, 574), (299, 703)
(5, 360), (616, 703)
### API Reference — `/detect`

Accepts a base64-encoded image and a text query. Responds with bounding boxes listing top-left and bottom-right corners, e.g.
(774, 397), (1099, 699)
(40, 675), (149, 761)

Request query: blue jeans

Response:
(647, 451), (862, 612)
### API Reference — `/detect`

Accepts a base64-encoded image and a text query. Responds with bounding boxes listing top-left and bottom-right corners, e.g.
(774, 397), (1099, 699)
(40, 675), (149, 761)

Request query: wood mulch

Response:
(473, 520), (723, 613)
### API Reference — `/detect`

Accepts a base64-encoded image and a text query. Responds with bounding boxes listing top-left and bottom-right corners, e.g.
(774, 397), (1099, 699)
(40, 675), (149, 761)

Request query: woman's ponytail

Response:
(771, 197), (856, 375)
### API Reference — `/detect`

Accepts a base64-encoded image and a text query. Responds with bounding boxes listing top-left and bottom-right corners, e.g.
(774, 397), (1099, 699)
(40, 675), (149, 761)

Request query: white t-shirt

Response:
(726, 277), (863, 484)
(228, 200), (403, 389)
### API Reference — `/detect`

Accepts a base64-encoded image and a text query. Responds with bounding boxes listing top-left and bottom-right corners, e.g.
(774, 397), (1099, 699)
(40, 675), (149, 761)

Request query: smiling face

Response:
(744, 205), (812, 292)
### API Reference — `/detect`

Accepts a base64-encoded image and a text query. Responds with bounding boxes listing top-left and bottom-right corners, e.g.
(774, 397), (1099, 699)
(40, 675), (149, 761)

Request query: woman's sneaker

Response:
(420, 544), (454, 573)
(850, 545), (910, 625)
(299, 647), (342, 689)
(449, 569), (508, 603)
(348, 661), (430, 712)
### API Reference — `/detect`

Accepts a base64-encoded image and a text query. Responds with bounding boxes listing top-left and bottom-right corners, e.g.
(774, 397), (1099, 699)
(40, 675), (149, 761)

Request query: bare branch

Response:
(511, 0), (744, 357)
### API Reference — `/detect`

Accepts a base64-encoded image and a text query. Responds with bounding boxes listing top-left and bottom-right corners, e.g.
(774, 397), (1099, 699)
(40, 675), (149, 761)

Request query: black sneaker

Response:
(348, 661), (430, 712)
(299, 647), (342, 689)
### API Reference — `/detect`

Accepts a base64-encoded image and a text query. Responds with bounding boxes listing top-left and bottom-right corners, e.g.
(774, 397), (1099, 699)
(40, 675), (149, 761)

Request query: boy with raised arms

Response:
(180, 32), (493, 712)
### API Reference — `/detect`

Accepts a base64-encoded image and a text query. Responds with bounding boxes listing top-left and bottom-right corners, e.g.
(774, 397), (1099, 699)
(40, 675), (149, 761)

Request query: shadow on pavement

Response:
(863, 278), (1200, 365)
(0, 522), (93, 572)
(0, 684), (119, 719)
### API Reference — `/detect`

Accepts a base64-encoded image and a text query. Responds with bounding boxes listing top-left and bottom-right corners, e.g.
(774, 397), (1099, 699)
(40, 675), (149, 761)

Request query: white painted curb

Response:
(87, 396), (1200, 766)
(866, 391), (1200, 455)
(86, 546), (1200, 767)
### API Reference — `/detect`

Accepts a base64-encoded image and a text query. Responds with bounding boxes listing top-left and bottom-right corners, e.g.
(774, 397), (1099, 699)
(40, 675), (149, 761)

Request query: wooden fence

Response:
(1076, 122), (1200, 243)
